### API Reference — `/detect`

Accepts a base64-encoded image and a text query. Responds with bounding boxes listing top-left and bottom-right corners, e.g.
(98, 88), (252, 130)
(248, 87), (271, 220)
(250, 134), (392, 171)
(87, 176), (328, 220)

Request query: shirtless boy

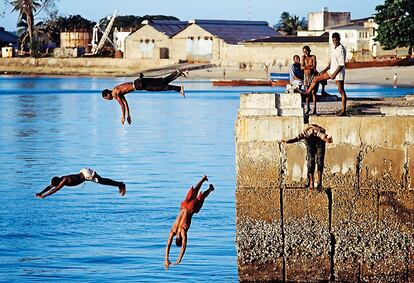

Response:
(102, 69), (186, 124)
(164, 175), (215, 270)
(35, 168), (126, 198)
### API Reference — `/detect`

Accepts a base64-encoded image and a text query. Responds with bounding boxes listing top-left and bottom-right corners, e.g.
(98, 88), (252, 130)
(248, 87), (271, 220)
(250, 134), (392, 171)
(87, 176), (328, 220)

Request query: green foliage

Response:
(40, 14), (95, 46)
(374, 0), (414, 53)
(274, 12), (307, 35)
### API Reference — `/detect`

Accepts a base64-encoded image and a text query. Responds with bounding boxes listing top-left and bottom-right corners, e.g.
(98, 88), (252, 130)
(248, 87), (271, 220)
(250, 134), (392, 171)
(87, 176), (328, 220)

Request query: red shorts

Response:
(180, 186), (206, 214)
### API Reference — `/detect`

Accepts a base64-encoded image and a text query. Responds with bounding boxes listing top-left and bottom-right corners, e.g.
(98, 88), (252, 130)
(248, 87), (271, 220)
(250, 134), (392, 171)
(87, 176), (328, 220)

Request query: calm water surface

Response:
(0, 76), (413, 282)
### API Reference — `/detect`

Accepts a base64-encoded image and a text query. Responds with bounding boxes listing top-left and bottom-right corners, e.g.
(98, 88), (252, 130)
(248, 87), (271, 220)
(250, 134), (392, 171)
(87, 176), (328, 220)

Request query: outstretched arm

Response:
(41, 177), (67, 198)
(174, 231), (187, 265)
(164, 230), (175, 271)
(121, 96), (132, 124)
(35, 184), (53, 198)
(115, 96), (126, 125)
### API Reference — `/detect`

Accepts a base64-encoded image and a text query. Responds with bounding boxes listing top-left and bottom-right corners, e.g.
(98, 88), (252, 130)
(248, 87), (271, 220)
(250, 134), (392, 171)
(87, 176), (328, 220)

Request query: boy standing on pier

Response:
(283, 124), (333, 191)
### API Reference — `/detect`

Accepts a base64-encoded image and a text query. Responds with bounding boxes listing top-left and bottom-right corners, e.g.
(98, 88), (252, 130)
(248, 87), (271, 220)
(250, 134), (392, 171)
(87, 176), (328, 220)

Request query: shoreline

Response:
(1, 61), (414, 87)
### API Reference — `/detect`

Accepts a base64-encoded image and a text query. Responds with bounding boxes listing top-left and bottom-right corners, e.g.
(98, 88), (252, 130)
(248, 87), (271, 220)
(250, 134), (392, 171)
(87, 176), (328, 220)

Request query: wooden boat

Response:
(212, 79), (272, 86)
(270, 72), (289, 87)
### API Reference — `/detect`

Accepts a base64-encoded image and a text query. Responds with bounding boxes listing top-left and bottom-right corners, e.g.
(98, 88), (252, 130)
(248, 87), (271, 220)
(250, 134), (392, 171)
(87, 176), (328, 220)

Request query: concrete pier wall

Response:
(235, 93), (414, 282)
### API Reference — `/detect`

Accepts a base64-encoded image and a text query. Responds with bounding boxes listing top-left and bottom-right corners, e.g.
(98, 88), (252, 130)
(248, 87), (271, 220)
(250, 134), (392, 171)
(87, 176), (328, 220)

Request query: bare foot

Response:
(180, 86), (185, 98)
(202, 175), (208, 182)
(35, 193), (43, 199)
(118, 183), (126, 197)
(208, 184), (215, 191)
(337, 111), (347, 116)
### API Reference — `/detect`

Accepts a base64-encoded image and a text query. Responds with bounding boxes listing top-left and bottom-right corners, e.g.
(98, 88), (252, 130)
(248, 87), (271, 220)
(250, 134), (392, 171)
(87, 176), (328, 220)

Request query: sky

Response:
(1, 0), (385, 32)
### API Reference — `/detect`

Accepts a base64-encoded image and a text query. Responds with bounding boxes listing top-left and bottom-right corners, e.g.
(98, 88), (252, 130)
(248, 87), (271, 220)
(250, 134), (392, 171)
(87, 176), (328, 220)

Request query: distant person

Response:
(393, 72), (398, 88)
(289, 55), (304, 88)
(283, 124), (333, 191)
(299, 33), (347, 116)
(164, 175), (215, 270)
(102, 69), (186, 125)
(35, 168), (126, 199)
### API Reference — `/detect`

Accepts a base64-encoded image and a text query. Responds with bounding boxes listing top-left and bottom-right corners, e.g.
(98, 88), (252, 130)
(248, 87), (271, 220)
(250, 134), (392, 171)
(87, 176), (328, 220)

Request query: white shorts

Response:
(328, 69), (345, 81)
(80, 168), (98, 183)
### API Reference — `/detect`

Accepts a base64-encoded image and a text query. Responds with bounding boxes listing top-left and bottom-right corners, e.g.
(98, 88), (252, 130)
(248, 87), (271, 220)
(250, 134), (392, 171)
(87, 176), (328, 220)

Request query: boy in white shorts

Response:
(35, 168), (126, 198)
(299, 32), (347, 116)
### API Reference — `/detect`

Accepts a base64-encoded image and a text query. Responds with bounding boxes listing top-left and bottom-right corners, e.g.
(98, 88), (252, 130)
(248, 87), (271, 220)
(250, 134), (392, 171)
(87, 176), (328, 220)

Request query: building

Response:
(0, 27), (18, 58)
(124, 20), (188, 62)
(240, 34), (330, 68)
(113, 27), (134, 53)
(327, 18), (410, 61)
(307, 7), (350, 31)
(171, 20), (279, 64)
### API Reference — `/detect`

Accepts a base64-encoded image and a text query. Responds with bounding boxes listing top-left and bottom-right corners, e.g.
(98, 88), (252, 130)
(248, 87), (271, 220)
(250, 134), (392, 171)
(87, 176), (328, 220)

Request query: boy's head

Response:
(102, 89), (113, 100)
(51, 176), (62, 187)
(293, 55), (300, 64)
(332, 32), (341, 47)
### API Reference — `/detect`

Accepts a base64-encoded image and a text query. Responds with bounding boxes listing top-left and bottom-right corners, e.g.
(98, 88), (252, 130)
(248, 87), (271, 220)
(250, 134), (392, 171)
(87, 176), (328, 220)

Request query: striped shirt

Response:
(295, 124), (328, 141)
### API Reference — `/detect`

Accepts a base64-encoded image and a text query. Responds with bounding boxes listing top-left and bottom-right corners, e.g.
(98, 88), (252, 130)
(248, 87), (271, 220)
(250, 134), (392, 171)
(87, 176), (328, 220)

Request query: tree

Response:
(374, 0), (414, 56)
(9, 0), (57, 55)
(41, 14), (95, 46)
(275, 12), (307, 35)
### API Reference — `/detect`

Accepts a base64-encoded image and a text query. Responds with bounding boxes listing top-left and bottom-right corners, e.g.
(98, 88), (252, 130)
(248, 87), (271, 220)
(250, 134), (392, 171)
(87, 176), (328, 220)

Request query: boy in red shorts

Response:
(164, 175), (215, 270)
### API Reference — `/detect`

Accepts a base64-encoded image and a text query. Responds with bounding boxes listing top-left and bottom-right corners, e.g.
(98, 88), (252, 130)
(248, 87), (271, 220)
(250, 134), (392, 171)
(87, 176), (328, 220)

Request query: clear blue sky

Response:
(1, 0), (384, 32)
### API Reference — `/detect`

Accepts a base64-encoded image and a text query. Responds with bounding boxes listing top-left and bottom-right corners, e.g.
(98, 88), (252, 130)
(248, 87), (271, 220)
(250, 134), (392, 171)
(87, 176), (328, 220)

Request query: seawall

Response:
(235, 93), (414, 281)
(0, 58), (175, 76)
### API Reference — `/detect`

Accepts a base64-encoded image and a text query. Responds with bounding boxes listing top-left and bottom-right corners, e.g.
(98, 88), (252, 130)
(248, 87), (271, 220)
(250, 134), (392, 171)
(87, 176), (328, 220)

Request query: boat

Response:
(212, 79), (272, 86)
(270, 72), (289, 87)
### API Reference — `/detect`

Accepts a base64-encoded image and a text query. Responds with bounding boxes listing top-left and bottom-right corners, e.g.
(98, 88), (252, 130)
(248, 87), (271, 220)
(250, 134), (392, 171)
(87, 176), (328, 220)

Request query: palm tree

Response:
(276, 12), (307, 35)
(10, 0), (41, 55)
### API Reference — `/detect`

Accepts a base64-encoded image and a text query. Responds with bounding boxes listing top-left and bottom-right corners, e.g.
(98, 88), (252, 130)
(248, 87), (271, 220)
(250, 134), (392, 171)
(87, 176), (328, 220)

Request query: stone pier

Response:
(235, 92), (414, 282)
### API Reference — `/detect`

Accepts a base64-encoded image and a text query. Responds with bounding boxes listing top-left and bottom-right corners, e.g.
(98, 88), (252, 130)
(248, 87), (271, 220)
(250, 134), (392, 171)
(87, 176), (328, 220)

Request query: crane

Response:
(91, 10), (117, 55)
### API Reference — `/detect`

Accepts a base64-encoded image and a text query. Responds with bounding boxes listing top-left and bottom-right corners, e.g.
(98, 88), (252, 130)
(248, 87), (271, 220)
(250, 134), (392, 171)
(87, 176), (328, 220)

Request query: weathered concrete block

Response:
(379, 191), (414, 231)
(381, 106), (414, 116)
(235, 116), (303, 142)
(239, 93), (278, 116)
(240, 92), (278, 109)
(408, 146), (414, 190)
(332, 188), (378, 228)
(284, 188), (330, 281)
(360, 148), (405, 191)
(311, 116), (362, 146)
(236, 141), (281, 188)
(277, 93), (304, 117)
(237, 218), (283, 281)
(284, 144), (307, 187)
(238, 260), (283, 282)
(277, 92), (302, 109)
(406, 94), (414, 101)
(236, 187), (280, 223)
(324, 145), (360, 189)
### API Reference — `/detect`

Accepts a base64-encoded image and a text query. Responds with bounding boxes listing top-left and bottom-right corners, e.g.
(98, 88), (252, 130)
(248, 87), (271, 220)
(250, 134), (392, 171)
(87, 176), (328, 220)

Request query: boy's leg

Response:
(162, 70), (180, 84)
(306, 142), (317, 190)
(316, 141), (326, 190)
(193, 175), (208, 193)
(307, 72), (330, 94)
(336, 80), (347, 115)
(167, 85), (181, 92)
(95, 174), (126, 196)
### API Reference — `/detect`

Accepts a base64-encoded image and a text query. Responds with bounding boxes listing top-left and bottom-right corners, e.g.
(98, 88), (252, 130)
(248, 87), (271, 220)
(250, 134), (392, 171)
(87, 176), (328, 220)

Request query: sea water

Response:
(0, 76), (413, 282)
